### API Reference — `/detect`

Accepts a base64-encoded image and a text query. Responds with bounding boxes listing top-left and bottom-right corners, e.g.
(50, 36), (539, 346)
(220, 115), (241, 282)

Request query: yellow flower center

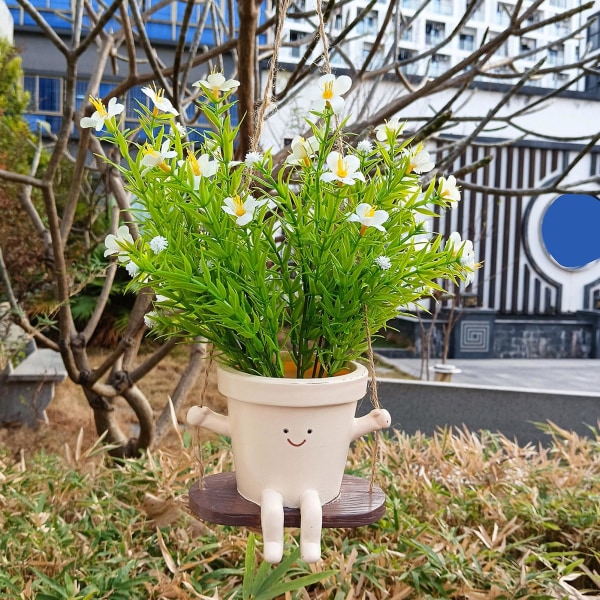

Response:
(336, 156), (348, 178)
(144, 145), (171, 173)
(187, 150), (201, 176)
(365, 205), (375, 218)
(322, 81), (334, 100)
(232, 195), (245, 217)
(89, 96), (107, 117)
(152, 88), (165, 115)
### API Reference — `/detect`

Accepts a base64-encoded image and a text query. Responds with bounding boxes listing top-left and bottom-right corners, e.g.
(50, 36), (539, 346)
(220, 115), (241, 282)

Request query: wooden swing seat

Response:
(189, 472), (386, 528)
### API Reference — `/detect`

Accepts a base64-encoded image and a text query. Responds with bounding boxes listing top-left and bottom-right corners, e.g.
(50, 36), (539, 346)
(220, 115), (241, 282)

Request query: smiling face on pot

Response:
(282, 426), (313, 447)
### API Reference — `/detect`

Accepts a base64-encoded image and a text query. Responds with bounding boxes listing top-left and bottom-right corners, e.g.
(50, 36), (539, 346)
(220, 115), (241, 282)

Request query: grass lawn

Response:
(1, 421), (599, 599)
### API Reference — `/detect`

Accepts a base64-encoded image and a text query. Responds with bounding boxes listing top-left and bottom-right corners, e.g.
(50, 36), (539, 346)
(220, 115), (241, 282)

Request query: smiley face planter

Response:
(186, 361), (391, 564)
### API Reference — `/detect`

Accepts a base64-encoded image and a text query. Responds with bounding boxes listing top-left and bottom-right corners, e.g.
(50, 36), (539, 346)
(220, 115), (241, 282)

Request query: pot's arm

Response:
(350, 408), (391, 441)
(186, 406), (231, 437)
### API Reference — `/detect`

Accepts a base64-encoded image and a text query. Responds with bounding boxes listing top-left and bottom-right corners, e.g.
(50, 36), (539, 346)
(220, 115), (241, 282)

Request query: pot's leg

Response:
(300, 489), (322, 563)
(261, 489), (284, 563)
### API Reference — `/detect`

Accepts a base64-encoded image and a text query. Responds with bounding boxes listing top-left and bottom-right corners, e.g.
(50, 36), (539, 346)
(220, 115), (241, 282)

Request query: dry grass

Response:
(1, 350), (599, 598)
(1, 420), (599, 598)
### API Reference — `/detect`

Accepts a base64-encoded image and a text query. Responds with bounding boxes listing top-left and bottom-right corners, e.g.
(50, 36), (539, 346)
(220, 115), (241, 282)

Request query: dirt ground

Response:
(0, 347), (407, 459)
(0, 347), (226, 459)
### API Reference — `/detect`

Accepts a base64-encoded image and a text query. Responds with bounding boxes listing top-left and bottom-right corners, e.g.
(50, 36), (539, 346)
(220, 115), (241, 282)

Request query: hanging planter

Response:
(187, 359), (391, 563)
(83, 17), (476, 563)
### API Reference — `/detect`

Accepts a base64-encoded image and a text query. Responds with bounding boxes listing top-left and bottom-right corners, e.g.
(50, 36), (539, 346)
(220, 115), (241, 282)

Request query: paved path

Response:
(376, 357), (600, 395)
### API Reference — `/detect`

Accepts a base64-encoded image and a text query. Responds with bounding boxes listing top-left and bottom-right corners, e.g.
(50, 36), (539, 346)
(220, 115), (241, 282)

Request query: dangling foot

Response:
(300, 489), (323, 564)
(263, 541), (284, 564)
(261, 488), (284, 564)
(300, 541), (321, 564)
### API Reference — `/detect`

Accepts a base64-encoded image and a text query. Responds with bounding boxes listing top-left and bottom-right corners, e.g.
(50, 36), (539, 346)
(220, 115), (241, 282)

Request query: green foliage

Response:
(90, 79), (473, 378)
(1, 426), (600, 598)
(240, 533), (336, 599)
(0, 38), (30, 141)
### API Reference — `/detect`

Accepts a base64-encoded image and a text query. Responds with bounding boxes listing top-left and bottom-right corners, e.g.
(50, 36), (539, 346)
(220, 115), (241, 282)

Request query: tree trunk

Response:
(236, 0), (262, 159)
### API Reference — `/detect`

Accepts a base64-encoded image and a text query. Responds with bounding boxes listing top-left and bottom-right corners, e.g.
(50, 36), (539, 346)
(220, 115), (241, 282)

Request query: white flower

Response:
(449, 232), (476, 285)
(409, 145), (435, 174)
(320, 151), (365, 185)
(285, 136), (319, 166)
(375, 256), (392, 270)
(245, 151), (264, 168)
(375, 116), (403, 142)
(104, 225), (134, 262)
(357, 140), (373, 154)
(222, 194), (264, 226)
(155, 294), (169, 303)
(141, 85), (179, 116)
(172, 122), (187, 136)
(149, 235), (168, 254)
(181, 150), (218, 188)
(348, 203), (389, 232)
(193, 72), (240, 96)
(144, 311), (158, 328)
(125, 261), (139, 277)
(305, 74), (352, 114)
(439, 175), (461, 207)
(80, 96), (124, 131)
(140, 140), (177, 173)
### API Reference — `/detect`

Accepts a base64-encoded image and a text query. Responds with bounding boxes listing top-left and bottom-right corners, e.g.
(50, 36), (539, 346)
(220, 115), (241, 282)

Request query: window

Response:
(496, 3), (510, 26)
(547, 44), (565, 66)
(553, 72), (570, 85)
(358, 9), (378, 34)
(398, 48), (418, 74)
(362, 42), (385, 68)
(542, 194), (600, 269)
(24, 76), (62, 114)
(525, 10), (542, 26)
(75, 80), (115, 111)
(469, 1), (485, 22)
(431, 0), (453, 16)
(519, 37), (536, 55)
(289, 30), (305, 58)
(588, 13), (600, 52)
(459, 31), (475, 52)
(554, 20), (571, 37)
(425, 21), (445, 45)
(126, 86), (149, 121)
(430, 53), (450, 76)
(401, 25), (413, 42)
(23, 75), (62, 133)
(333, 11), (343, 30)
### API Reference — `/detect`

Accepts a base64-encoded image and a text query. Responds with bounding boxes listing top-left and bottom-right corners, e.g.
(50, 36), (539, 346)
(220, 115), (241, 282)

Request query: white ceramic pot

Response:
(217, 361), (369, 507)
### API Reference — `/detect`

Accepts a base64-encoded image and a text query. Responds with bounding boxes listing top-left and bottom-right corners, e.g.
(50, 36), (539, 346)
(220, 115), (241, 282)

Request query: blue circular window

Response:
(541, 194), (600, 269)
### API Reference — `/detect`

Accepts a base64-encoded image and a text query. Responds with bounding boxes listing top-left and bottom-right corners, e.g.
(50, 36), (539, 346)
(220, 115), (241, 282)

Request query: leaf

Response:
(242, 533), (257, 599)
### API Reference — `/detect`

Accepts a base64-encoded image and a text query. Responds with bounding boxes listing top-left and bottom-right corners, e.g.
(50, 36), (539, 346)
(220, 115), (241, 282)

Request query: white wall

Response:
(263, 75), (600, 149)
(0, 0), (14, 44)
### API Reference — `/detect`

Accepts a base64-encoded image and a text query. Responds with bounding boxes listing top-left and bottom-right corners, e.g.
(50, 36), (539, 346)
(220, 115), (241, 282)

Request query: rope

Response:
(315, 0), (382, 492)
(315, 0), (332, 75)
(314, 0), (345, 155)
(364, 306), (381, 492)
(251, 0), (292, 153)
(195, 344), (214, 486)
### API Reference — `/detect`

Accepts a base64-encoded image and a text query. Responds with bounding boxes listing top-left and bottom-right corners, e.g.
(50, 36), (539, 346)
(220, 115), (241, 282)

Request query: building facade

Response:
(6, 0), (600, 324)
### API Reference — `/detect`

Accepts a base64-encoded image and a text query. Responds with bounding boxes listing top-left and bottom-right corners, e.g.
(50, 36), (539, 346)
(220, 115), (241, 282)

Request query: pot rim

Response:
(217, 361), (369, 407)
